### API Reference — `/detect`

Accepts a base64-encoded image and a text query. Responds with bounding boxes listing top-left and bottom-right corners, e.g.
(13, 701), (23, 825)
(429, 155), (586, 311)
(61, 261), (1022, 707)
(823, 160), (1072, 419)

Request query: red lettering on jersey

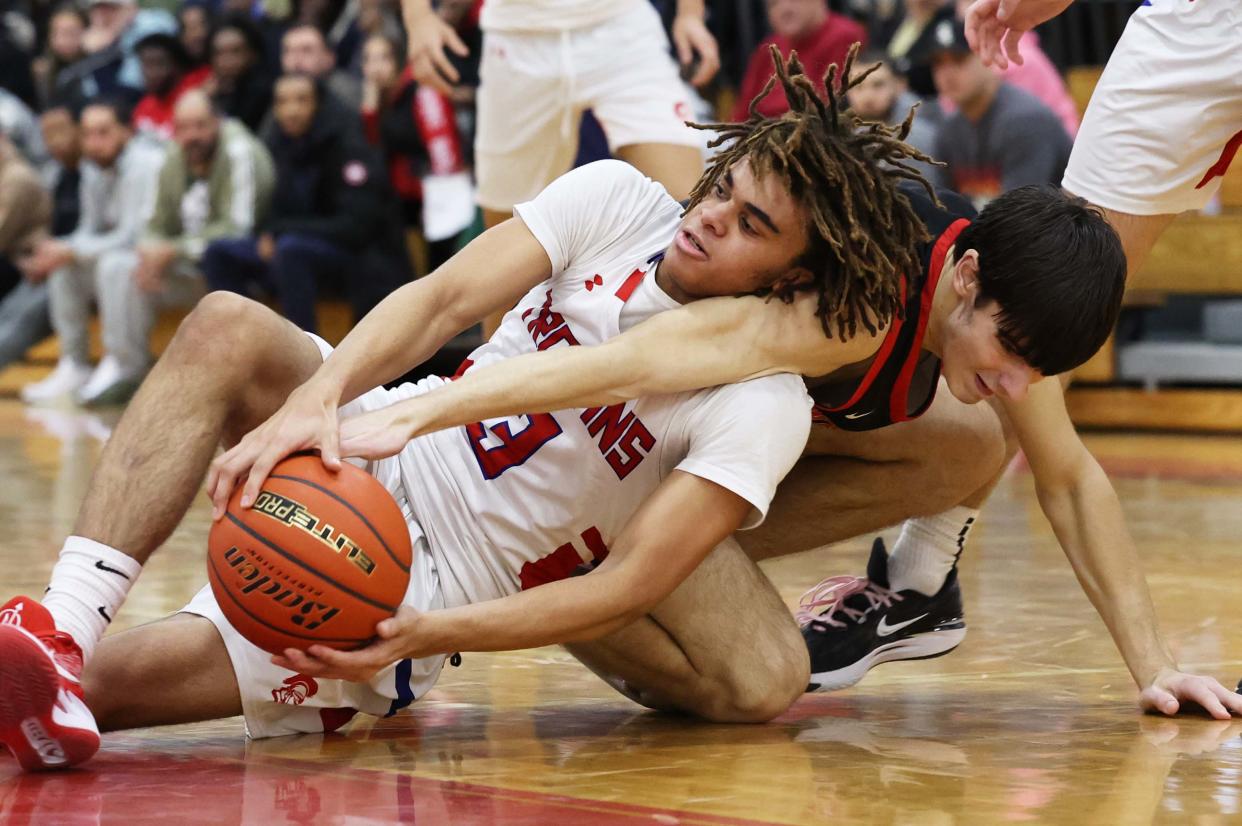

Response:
(536, 325), (579, 350)
(581, 404), (634, 451)
(465, 413), (563, 480)
(524, 289), (580, 350)
(604, 419), (655, 480)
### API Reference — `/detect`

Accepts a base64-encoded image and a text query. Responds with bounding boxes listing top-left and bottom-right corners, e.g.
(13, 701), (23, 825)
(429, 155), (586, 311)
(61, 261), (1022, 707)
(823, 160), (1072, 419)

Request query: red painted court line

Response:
(0, 746), (791, 826)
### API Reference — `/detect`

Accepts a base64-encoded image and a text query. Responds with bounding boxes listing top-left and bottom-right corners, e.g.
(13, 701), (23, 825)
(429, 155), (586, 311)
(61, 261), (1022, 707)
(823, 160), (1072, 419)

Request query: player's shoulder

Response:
(574, 160), (680, 209)
(897, 179), (977, 225)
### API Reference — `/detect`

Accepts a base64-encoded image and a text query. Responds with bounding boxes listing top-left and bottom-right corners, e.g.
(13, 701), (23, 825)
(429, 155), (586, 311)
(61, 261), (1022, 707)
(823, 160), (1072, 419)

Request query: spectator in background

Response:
(949, 0), (1078, 137)
(281, 23), (362, 111)
(873, 0), (955, 98)
(360, 33), (473, 274)
(202, 74), (407, 334)
(0, 106), (82, 371)
(846, 48), (944, 186)
(178, 1), (214, 72)
(0, 135), (51, 300)
(929, 20), (1070, 208)
(60, 0), (177, 101)
(32, 5), (88, 110)
(132, 33), (212, 141)
(129, 91), (274, 381)
(732, 0), (866, 121)
(21, 99), (165, 406)
(0, 87), (48, 168)
(208, 16), (273, 133)
(335, 0), (406, 76)
(0, 14), (38, 111)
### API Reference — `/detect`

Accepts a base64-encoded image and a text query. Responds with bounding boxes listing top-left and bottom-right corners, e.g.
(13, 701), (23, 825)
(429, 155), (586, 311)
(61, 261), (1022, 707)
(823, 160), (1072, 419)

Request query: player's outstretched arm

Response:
(273, 472), (753, 681)
(1007, 379), (1242, 719)
(336, 293), (873, 461)
(206, 217), (553, 517)
(964, 0), (1074, 69)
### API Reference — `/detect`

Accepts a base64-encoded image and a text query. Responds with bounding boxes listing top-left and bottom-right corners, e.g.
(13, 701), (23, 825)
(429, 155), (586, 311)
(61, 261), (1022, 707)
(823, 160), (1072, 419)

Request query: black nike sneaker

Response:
(799, 538), (966, 692)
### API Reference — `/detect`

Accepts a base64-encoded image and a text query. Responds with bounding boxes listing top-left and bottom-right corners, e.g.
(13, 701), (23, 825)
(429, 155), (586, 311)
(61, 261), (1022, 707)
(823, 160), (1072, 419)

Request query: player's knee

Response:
(172, 292), (274, 368)
(694, 644), (809, 723)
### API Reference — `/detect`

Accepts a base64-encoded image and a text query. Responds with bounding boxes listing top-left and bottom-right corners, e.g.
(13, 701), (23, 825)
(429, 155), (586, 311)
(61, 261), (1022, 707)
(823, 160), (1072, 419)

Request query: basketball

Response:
(206, 453), (412, 655)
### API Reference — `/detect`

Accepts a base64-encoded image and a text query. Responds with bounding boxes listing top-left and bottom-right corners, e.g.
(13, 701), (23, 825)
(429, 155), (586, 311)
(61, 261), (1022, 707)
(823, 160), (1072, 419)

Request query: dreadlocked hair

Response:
(685, 43), (940, 339)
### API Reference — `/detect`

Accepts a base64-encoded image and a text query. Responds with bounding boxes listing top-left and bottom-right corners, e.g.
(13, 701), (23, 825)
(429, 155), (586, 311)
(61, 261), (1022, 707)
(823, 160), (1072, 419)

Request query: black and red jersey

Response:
(808, 183), (976, 432)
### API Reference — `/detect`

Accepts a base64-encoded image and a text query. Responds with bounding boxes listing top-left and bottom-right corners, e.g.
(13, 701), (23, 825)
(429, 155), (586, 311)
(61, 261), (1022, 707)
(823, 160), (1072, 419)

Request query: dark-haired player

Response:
(0, 50), (936, 771)
(239, 50), (1242, 721)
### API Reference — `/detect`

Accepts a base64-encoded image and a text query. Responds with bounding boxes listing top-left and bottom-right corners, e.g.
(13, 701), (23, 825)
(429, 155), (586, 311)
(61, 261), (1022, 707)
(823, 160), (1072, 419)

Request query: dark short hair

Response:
(135, 31), (192, 68)
(81, 96), (134, 128)
(955, 186), (1127, 376)
(209, 14), (265, 60)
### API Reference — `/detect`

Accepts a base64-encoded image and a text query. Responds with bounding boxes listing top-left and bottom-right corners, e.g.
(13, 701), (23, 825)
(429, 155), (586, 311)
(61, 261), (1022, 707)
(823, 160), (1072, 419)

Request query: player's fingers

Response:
(443, 25), (470, 57)
(430, 44), (461, 86)
(320, 423), (342, 471)
(672, 28), (692, 68)
(1193, 687), (1232, 720)
(996, 0), (1020, 23)
(692, 37), (720, 86)
(1220, 685), (1242, 716)
(1002, 28), (1026, 66)
(239, 450), (279, 509)
(412, 53), (451, 94)
(1140, 686), (1180, 716)
(209, 452), (245, 519)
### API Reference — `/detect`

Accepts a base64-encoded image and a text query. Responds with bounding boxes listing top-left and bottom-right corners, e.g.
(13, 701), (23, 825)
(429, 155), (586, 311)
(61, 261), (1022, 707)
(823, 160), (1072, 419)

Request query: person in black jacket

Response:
(201, 73), (410, 334)
(207, 16), (272, 133)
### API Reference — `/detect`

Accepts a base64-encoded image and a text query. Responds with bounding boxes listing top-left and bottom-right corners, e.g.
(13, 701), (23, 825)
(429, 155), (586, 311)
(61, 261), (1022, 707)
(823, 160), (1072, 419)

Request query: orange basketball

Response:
(207, 453), (412, 655)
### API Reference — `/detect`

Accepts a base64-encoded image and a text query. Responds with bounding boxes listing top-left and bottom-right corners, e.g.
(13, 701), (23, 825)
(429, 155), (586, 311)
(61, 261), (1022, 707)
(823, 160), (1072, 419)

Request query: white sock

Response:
(886, 506), (979, 596)
(42, 536), (141, 661)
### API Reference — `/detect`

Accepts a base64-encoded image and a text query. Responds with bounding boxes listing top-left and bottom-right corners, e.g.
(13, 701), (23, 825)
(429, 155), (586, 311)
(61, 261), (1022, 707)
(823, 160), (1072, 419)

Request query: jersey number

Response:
(465, 413), (563, 480)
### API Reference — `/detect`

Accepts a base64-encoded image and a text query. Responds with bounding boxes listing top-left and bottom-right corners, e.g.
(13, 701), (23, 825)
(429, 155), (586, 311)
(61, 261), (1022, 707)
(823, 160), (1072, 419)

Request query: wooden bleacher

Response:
(1063, 67), (1242, 432)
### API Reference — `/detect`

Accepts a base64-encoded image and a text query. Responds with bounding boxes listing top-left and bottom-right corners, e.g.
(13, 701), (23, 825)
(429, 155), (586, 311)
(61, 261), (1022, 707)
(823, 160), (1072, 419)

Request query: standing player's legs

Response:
(588, 3), (705, 203)
(1061, 0), (1241, 275)
(614, 143), (702, 203)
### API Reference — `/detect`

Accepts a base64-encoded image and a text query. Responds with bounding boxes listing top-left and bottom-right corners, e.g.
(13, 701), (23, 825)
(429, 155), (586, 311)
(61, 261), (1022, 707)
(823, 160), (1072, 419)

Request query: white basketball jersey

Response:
(395, 161), (812, 610)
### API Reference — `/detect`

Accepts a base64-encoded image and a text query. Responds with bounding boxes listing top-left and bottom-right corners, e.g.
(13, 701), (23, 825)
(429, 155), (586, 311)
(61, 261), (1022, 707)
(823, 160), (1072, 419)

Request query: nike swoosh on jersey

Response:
(843, 411), (872, 420)
(876, 613), (929, 637)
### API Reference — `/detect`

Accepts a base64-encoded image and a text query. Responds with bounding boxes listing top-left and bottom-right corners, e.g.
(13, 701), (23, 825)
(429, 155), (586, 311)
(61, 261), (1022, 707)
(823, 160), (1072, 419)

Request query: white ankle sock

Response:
(42, 536), (141, 661)
(886, 506), (979, 596)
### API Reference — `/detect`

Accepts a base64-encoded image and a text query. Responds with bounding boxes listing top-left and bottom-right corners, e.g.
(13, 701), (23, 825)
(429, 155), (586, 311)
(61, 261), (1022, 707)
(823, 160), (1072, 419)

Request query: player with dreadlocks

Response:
(0, 46), (1010, 771)
(208, 45), (1240, 724)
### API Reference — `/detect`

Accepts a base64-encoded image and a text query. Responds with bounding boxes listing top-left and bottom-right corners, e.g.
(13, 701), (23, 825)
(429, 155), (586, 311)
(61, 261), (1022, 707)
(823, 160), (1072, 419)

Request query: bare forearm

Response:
(414, 574), (646, 657)
(1038, 463), (1176, 687)
(311, 279), (462, 404)
(396, 297), (808, 438)
(311, 220), (548, 405)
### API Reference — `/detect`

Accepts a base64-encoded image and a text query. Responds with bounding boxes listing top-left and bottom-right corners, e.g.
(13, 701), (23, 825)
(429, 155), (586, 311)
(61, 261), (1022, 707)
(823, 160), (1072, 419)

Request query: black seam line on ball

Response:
(223, 512), (399, 613)
(207, 552), (374, 644)
(268, 473), (412, 574)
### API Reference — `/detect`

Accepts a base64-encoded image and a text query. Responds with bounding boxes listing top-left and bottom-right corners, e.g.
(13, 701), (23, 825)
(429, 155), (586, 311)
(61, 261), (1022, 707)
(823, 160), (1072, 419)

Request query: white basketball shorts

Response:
(474, 1), (701, 211)
(1063, 0), (1242, 215)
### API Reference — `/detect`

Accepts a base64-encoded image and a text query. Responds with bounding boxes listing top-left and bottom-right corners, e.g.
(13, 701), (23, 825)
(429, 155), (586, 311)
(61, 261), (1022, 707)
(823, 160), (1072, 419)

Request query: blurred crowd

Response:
(0, 0), (1079, 406)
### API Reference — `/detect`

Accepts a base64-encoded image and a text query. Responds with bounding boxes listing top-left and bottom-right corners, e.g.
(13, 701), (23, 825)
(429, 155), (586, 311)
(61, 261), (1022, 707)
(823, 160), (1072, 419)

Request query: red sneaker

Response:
(0, 597), (100, 771)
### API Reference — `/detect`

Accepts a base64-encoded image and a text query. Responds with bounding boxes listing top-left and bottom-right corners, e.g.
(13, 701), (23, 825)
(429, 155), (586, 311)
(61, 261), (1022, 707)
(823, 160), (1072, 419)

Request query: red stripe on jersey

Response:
(1196, 129), (1242, 190)
(614, 268), (646, 302)
(889, 218), (970, 422)
(450, 358), (474, 380)
(816, 278), (908, 415)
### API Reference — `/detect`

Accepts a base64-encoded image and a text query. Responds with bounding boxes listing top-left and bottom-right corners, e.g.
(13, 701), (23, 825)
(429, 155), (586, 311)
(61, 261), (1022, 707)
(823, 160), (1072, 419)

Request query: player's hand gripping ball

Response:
(207, 454), (412, 654)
